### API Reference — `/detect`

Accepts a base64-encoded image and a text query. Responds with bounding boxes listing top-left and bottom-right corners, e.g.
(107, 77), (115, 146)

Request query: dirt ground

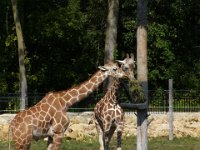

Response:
(1, 112), (200, 141)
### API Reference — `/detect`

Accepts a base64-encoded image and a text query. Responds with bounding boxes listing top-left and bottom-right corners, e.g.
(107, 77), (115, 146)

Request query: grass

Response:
(1, 136), (200, 150)
(148, 136), (200, 150)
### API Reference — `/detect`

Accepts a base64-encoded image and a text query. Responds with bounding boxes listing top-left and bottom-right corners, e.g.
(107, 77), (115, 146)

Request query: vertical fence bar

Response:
(169, 79), (174, 140)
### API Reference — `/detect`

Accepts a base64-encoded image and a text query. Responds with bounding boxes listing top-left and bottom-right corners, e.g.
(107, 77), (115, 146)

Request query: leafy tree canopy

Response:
(0, 0), (199, 97)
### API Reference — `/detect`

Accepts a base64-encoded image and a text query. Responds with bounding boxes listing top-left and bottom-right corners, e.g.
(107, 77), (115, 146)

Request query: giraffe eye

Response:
(113, 67), (117, 71)
(124, 67), (129, 71)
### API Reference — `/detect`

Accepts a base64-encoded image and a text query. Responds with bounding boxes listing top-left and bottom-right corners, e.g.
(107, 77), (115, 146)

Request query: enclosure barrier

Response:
(0, 90), (200, 114)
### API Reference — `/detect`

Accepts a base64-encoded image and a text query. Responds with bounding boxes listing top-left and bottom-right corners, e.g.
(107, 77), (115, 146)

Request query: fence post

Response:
(169, 79), (174, 140)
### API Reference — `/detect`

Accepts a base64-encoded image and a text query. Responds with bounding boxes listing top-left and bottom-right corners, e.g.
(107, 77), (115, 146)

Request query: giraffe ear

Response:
(116, 60), (125, 65)
(126, 53), (130, 58)
(98, 66), (108, 71)
(130, 53), (134, 60)
(130, 53), (136, 63)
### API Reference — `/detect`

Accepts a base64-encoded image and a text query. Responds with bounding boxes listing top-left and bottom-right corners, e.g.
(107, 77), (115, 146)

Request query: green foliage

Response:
(21, 0), (106, 92)
(149, 88), (167, 108)
(148, 22), (175, 88)
(0, 0), (199, 101)
(118, 0), (137, 54)
(129, 79), (145, 103)
(5, 34), (16, 47)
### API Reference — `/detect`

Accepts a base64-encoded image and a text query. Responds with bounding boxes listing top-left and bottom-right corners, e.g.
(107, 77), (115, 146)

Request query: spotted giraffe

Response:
(9, 61), (129, 150)
(94, 54), (135, 150)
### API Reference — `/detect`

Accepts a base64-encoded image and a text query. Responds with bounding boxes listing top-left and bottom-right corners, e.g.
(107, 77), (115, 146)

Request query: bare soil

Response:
(1, 112), (200, 141)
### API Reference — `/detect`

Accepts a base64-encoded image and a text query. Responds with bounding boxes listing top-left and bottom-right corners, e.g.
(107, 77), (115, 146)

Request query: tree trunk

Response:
(136, 27), (148, 150)
(11, 0), (28, 111)
(104, 0), (119, 90)
(136, 0), (148, 150)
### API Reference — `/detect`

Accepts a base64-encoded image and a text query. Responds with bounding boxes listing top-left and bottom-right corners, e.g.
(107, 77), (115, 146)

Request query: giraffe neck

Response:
(104, 79), (120, 104)
(64, 70), (108, 108)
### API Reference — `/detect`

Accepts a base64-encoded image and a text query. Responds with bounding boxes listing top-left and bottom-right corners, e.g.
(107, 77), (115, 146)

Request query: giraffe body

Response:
(9, 62), (128, 150)
(94, 79), (124, 150)
(94, 54), (135, 150)
(10, 92), (70, 150)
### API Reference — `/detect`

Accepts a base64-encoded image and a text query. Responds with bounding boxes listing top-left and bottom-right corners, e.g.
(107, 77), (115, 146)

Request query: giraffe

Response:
(9, 61), (129, 150)
(94, 54), (135, 150)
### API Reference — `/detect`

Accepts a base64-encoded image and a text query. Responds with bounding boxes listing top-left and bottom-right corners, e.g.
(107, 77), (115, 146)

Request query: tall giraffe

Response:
(9, 61), (129, 150)
(94, 54), (135, 150)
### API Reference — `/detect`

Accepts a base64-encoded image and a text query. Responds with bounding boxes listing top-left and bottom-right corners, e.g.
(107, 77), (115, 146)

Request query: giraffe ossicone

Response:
(9, 61), (128, 150)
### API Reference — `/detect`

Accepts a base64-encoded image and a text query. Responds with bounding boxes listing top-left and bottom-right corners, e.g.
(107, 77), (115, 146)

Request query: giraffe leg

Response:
(116, 130), (122, 150)
(13, 127), (32, 150)
(49, 113), (69, 150)
(95, 120), (104, 150)
(47, 136), (53, 150)
(102, 125), (117, 150)
(14, 138), (31, 150)
(14, 143), (25, 150)
(50, 132), (64, 150)
(104, 130), (110, 150)
(104, 123), (112, 150)
(107, 125), (116, 145)
(116, 122), (124, 150)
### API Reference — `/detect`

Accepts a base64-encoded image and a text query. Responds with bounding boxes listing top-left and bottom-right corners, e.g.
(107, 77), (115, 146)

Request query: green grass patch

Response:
(1, 136), (200, 150)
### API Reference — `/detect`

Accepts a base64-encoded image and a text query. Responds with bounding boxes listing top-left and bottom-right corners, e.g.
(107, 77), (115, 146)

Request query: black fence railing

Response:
(173, 90), (200, 112)
(0, 90), (200, 113)
(148, 90), (200, 112)
(148, 90), (169, 112)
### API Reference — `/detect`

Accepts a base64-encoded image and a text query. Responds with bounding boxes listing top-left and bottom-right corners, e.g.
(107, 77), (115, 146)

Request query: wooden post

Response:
(136, 0), (148, 149)
(169, 79), (174, 140)
(136, 27), (148, 150)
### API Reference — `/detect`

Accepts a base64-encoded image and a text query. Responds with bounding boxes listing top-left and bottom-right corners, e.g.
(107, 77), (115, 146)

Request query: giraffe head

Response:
(98, 61), (128, 80)
(117, 53), (136, 80)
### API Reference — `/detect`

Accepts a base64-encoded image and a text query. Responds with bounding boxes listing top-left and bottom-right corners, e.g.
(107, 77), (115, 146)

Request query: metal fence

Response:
(148, 90), (200, 112)
(0, 90), (200, 113)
